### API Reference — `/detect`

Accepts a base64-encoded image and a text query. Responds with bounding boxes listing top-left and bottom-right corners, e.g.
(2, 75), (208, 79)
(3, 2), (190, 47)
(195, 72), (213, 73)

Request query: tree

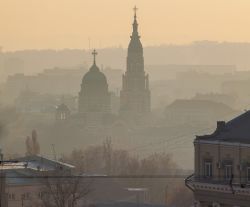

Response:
(41, 171), (92, 207)
(31, 130), (40, 155)
(59, 140), (193, 206)
(103, 137), (112, 174)
(25, 136), (32, 156)
(25, 130), (40, 156)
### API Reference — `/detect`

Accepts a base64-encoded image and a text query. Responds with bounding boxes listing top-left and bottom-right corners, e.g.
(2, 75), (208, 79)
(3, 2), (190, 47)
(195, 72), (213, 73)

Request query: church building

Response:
(120, 7), (151, 118)
(78, 50), (111, 126)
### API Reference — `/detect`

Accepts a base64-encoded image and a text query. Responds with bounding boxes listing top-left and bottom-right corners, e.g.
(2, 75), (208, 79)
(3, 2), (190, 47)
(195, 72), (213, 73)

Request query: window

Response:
(38, 192), (45, 199)
(8, 193), (15, 200)
(204, 161), (212, 178)
(21, 192), (30, 200)
(247, 167), (250, 182)
(225, 165), (233, 180)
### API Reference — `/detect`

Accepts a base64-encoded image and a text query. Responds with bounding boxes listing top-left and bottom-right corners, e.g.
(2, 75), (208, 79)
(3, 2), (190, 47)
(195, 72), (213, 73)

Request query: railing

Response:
(185, 174), (250, 195)
(185, 173), (195, 192)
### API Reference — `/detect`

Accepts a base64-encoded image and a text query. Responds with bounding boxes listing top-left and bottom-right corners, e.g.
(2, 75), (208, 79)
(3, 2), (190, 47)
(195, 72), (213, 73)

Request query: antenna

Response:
(88, 37), (91, 51)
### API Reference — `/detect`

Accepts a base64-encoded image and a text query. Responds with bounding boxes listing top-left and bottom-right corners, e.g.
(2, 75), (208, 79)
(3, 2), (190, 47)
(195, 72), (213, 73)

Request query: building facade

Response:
(3, 155), (75, 207)
(186, 111), (250, 207)
(120, 7), (150, 118)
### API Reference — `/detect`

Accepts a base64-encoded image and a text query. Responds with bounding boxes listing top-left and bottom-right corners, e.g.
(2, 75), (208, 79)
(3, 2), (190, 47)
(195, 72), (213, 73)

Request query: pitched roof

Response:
(12, 154), (75, 170)
(3, 155), (75, 186)
(197, 110), (250, 144)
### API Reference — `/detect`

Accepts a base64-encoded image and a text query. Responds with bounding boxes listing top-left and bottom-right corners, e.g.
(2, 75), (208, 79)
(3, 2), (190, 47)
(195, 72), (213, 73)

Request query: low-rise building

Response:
(2, 155), (75, 207)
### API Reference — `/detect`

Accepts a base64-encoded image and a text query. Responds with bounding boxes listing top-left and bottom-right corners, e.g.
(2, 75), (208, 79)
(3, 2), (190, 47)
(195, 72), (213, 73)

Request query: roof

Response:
(197, 110), (250, 144)
(95, 202), (165, 207)
(2, 155), (75, 186)
(0, 162), (27, 170)
(82, 63), (107, 86)
(12, 154), (75, 171)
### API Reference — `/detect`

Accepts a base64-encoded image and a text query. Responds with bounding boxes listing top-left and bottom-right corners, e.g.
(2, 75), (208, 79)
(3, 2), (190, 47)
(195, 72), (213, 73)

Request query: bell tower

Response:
(120, 7), (151, 117)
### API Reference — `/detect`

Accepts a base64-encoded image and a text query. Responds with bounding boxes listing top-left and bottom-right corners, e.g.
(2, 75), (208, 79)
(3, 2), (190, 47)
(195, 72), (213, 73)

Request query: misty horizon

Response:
(3, 40), (250, 52)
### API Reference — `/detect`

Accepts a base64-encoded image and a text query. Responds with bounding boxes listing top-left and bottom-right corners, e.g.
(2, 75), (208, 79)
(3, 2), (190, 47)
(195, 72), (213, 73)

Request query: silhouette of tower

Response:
(120, 7), (150, 117)
(78, 50), (111, 127)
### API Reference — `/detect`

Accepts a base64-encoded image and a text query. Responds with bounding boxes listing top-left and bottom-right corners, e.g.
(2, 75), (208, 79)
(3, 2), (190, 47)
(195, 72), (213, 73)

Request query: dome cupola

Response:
(78, 49), (110, 113)
(81, 49), (108, 95)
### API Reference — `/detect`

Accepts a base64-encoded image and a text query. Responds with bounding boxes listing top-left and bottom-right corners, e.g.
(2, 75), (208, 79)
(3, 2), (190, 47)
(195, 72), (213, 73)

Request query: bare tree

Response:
(41, 171), (92, 207)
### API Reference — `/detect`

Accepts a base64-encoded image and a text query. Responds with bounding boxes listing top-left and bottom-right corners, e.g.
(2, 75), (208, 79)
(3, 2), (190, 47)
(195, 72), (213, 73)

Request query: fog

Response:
(1, 41), (250, 169)
(1, 3), (250, 206)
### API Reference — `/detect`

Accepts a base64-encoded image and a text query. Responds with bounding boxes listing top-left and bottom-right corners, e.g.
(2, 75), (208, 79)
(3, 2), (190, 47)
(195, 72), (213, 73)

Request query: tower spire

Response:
(132, 6), (139, 37)
(133, 6), (138, 19)
(92, 49), (98, 65)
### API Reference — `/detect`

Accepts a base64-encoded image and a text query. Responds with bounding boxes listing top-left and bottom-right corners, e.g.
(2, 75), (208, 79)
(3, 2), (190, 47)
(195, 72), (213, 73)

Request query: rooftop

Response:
(197, 110), (250, 144)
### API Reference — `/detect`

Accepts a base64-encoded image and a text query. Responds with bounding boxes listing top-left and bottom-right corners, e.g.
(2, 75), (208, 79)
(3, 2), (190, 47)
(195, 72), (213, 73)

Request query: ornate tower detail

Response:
(120, 7), (151, 116)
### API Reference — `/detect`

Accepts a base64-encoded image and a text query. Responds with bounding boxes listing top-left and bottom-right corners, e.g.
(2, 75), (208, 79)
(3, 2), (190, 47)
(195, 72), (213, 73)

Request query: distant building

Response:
(78, 50), (111, 126)
(15, 87), (58, 113)
(165, 99), (237, 125)
(186, 111), (250, 206)
(120, 7), (150, 118)
(55, 103), (71, 121)
(192, 93), (236, 109)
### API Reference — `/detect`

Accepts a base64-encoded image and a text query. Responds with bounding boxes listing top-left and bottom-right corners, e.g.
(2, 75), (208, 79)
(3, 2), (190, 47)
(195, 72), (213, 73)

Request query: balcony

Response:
(185, 174), (250, 196)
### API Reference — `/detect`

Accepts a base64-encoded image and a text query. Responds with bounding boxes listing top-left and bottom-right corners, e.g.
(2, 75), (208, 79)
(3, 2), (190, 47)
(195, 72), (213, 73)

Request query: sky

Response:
(1, 0), (250, 51)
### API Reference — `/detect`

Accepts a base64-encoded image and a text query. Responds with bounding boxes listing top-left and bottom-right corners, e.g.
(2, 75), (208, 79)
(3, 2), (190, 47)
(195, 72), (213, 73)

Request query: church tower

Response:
(120, 7), (150, 117)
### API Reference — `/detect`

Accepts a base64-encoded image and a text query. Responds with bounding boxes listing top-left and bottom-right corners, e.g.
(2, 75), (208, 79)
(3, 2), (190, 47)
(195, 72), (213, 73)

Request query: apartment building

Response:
(186, 111), (250, 207)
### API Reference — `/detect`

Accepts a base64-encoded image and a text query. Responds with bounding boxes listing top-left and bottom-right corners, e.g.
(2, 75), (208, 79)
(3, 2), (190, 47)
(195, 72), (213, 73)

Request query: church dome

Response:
(80, 50), (108, 95)
(82, 63), (107, 86)
(78, 49), (111, 114)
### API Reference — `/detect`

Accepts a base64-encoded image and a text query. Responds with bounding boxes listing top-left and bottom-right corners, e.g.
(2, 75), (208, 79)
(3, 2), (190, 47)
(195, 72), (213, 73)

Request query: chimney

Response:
(216, 121), (226, 132)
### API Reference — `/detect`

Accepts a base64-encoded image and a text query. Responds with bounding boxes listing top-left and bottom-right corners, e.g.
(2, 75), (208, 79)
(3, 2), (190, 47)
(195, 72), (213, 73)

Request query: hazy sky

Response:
(1, 0), (250, 51)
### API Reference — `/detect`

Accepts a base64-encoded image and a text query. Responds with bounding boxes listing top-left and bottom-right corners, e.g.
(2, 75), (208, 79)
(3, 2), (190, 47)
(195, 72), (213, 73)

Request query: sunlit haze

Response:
(1, 0), (250, 50)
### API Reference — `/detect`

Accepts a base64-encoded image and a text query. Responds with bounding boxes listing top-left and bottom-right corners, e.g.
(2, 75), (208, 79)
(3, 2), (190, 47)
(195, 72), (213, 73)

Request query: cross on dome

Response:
(92, 49), (98, 64)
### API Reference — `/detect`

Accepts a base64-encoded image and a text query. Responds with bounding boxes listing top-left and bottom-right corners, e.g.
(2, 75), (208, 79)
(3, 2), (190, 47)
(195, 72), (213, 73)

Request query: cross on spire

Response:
(133, 6), (138, 17)
(92, 49), (98, 64)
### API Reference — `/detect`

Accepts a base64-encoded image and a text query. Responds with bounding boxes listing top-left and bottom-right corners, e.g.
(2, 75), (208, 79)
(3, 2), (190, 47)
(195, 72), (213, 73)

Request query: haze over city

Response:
(2, 1), (250, 207)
